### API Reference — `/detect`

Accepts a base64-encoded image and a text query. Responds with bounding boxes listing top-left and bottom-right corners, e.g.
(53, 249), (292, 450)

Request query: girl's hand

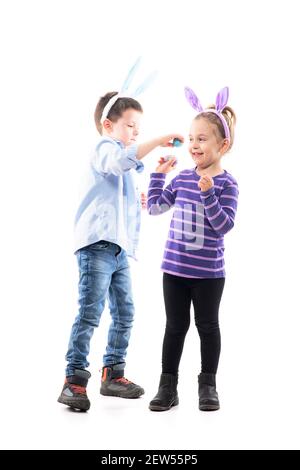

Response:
(159, 134), (184, 147)
(141, 192), (147, 209)
(198, 174), (214, 192)
(155, 156), (177, 174)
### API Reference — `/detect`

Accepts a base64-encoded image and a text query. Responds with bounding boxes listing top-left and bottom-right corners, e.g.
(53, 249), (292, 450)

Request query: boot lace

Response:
(115, 377), (133, 385)
(70, 384), (86, 395)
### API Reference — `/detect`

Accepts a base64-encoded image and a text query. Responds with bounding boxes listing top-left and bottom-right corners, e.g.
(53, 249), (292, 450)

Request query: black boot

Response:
(149, 373), (179, 411)
(58, 369), (91, 411)
(100, 363), (144, 398)
(198, 373), (220, 411)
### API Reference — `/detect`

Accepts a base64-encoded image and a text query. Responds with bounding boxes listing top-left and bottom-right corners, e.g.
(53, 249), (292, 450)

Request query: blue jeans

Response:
(65, 241), (135, 376)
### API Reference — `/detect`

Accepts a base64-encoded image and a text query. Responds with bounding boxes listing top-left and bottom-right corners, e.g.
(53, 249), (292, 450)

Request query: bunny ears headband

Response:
(101, 57), (158, 124)
(101, 58), (230, 143)
(184, 86), (231, 142)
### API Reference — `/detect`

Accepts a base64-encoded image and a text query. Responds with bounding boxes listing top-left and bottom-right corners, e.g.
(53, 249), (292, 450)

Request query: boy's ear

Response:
(102, 118), (113, 131)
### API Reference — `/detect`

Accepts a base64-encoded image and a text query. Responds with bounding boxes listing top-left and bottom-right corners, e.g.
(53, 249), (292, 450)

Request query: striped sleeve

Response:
(147, 173), (176, 215)
(200, 181), (239, 235)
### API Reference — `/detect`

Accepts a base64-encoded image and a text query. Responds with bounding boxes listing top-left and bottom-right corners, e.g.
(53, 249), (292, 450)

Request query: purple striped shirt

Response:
(147, 168), (239, 278)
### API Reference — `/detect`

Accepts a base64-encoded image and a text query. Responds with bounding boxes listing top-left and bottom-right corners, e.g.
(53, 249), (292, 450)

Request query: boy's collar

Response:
(102, 134), (125, 148)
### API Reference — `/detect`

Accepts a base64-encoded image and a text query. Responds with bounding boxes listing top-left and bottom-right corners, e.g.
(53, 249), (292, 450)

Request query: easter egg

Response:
(163, 155), (177, 166)
(172, 138), (183, 147)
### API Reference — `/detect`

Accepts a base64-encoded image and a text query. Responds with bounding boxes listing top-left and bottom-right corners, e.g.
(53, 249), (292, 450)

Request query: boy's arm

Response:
(136, 134), (183, 160)
(93, 134), (184, 176)
(93, 141), (143, 176)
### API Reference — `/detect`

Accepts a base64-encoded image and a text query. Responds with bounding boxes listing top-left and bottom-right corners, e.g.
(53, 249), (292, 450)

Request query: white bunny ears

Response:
(101, 57), (158, 124)
(184, 86), (231, 141)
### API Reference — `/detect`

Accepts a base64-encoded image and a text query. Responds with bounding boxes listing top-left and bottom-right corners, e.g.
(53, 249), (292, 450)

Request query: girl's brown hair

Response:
(195, 105), (236, 150)
(94, 92), (143, 135)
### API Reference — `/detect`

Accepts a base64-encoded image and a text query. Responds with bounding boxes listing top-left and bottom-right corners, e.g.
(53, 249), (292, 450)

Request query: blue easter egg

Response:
(173, 138), (183, 147)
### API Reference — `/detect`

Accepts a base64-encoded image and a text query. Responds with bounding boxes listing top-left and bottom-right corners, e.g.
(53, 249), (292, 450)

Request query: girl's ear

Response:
(184, 87), (203, 113)
(215, 87), (229, 112)
(219, 138), (230, 155)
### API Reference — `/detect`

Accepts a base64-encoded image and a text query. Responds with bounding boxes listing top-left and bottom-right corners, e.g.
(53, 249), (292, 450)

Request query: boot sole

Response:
(57, 396), (90, 411)
(149, 398), (179, 412)
(100, 389), (145, 399)
(199, 404), (220, 411)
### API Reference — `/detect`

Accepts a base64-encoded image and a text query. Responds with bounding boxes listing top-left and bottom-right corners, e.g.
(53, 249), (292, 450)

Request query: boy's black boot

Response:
(58, 369), (91, 411)
(100, 363), (144, 398)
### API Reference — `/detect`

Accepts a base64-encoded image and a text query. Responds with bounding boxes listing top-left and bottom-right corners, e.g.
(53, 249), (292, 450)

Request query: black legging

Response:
(162, 273), (225, 375)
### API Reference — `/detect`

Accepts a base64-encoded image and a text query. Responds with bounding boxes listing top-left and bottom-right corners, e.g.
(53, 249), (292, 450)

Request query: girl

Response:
(147, 87), (238, 411)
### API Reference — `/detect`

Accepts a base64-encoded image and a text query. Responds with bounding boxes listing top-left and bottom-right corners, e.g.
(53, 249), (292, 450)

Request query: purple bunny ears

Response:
(184, 86), (231, 141)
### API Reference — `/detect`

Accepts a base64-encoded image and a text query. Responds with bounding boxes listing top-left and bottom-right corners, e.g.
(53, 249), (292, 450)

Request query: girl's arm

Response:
(200, 182), (239, 236)
(147, 157), (177, 215)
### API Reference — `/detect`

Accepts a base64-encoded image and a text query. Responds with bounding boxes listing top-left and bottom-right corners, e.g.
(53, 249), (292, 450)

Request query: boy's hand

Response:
(159, 134), (184, 147)
(141, 192), (147, 209)
(198, 174), (214, 192)
(155, 156), (177, 174)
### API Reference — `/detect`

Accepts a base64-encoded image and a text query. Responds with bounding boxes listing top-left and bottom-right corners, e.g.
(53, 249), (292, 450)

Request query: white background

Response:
(1, 0), (300, 450)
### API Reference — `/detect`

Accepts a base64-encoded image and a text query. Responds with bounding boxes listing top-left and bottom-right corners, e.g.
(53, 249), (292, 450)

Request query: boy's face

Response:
(104, 109), (142, 146)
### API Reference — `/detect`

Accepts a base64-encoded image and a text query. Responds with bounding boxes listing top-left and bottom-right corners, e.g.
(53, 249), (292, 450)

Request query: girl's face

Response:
(188, 117), (225, 169)
(104, 109), (142, 146)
